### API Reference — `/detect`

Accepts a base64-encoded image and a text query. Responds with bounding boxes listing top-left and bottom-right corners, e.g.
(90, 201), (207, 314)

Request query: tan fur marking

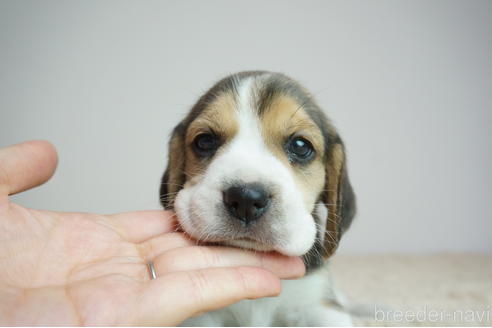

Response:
(184, 91), (238, 183)
(324, 143), (344, 257)
(260, 95), (326, 212)
(162, 132), (186, 207)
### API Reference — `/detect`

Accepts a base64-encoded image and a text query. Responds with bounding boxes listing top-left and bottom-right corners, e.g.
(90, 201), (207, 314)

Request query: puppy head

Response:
(160, 71), (355, 268)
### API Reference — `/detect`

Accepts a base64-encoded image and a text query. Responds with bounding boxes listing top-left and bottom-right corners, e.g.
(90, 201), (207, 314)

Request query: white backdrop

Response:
(1, 0), (491, 253)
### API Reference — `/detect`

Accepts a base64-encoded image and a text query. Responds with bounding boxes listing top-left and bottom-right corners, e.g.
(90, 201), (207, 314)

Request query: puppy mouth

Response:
(222, 237), (277, 252)
(179, 226), (278, 253)
(236, 237), (258, 242)
(174, 191), (315, 256)
(175, 210), (278, 252)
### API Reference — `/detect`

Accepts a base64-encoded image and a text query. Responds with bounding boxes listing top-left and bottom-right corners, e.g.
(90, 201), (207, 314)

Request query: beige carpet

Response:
(330, 254), (492, 326)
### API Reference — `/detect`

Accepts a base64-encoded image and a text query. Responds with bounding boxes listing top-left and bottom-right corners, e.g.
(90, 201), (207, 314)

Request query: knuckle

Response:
(187, 270), (210, 306)
(233, 267), (251, 294)
(155, 253), (174, 274)
(198, 247), (221, 267)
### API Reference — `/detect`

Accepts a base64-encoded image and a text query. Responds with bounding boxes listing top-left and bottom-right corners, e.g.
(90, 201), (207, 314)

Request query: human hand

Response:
(0, 141), (305, 326)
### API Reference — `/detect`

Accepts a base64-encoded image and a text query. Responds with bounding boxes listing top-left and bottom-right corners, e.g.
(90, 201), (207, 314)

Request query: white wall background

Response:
(1, 0), (491, 254)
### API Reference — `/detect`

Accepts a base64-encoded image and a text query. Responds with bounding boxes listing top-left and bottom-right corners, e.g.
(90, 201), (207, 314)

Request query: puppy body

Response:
(161, 71), (356, 326)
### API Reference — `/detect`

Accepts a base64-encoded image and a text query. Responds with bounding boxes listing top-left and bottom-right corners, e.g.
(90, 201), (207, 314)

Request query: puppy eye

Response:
(287, 137), (315, 162)
(193, 133), (220, 156)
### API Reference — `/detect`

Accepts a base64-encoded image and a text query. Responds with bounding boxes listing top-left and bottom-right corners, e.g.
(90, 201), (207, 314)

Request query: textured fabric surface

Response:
(331, 254), (492, 326)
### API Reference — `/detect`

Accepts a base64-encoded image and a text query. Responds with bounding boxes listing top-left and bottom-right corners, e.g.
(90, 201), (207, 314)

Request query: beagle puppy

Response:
(160, 71), (356, 326)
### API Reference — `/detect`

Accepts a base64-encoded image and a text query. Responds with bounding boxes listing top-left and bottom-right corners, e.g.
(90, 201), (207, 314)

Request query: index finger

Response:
(107, 210), (179, 243)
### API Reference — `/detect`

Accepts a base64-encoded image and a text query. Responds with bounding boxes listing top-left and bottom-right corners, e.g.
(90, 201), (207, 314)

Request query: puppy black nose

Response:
(223, 185), (271, 225)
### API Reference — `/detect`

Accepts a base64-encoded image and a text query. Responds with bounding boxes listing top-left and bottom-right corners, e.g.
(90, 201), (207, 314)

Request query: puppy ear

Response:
(323, 141), (356, 257)
(160, 124), (186, 210)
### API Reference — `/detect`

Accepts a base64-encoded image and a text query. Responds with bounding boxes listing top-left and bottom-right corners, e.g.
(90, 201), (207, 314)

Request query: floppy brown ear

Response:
(323, 142), (356, 257)
(160, 124), (186, 210)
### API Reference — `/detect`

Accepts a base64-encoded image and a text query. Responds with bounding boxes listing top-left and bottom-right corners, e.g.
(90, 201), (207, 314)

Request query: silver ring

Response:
(147, 261), (157, 280)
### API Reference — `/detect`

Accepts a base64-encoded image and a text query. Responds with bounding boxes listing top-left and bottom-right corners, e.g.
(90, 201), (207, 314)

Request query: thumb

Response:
(0, 140), (58, 196)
